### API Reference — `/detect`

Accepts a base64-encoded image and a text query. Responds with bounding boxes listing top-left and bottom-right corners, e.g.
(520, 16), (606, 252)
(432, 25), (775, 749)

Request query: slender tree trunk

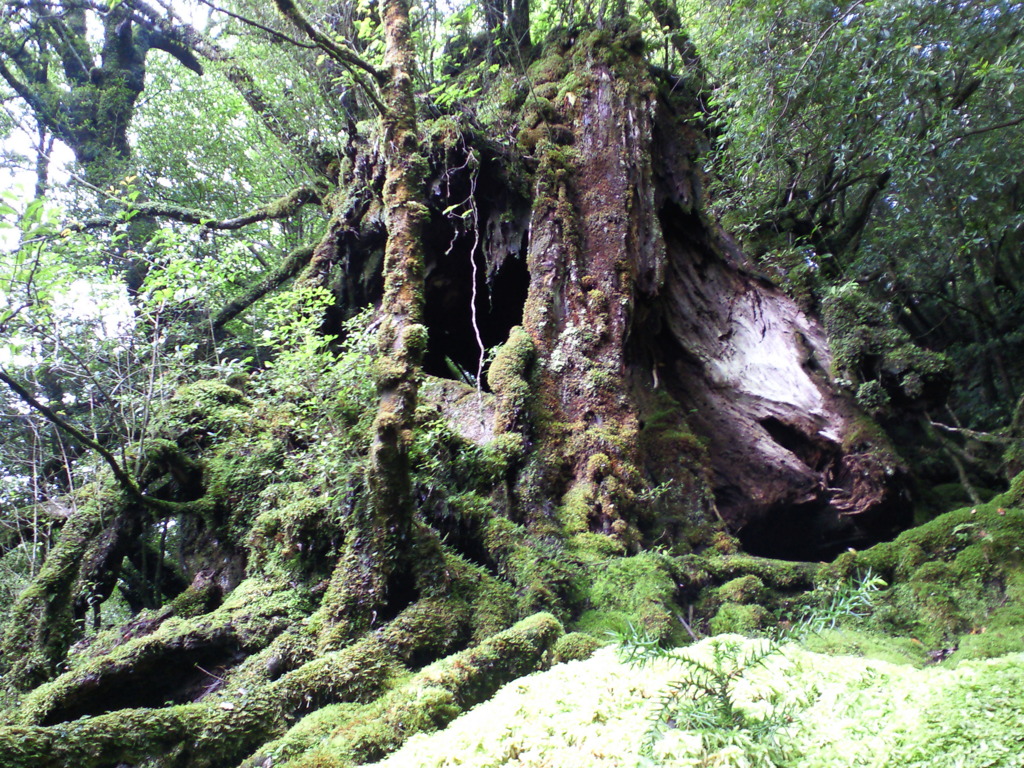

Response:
(319, 0), (431, 644)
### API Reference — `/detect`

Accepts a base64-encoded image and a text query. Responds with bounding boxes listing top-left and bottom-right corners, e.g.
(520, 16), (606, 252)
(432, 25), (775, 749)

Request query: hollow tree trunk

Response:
(492, 28), (910, 562)
(0, 26), (917, 768)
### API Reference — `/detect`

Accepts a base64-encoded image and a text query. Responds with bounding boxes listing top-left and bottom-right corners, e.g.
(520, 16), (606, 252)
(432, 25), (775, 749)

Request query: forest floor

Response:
(375, 636), (1024, 768)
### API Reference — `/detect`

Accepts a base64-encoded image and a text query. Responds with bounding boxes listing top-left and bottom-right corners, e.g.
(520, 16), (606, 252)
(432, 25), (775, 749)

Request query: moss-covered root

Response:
(11, 578), (306, 727)
(0, 600), (477, 768)
(245, 612), (564, 768)
(0, 492), (135, 691)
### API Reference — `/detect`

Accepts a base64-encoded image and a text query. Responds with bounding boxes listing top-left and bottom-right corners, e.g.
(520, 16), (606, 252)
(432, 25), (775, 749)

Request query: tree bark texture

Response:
(497, 28), (909, 560)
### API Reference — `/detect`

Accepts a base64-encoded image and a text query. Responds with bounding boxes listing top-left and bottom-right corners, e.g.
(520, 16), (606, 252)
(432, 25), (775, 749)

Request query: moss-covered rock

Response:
(553, 632), (602, 663)
(708, 603), (771, 636)
(366, 640), (1024, 768)
(714, 575), (768, 605)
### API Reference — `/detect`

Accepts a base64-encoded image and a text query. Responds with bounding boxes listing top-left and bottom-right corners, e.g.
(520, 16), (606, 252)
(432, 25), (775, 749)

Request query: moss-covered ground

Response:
(372, 640), (1024, 768)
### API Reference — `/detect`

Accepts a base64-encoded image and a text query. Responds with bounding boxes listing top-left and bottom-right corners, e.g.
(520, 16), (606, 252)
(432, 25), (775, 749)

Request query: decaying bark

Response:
(497, 27), (909, 561)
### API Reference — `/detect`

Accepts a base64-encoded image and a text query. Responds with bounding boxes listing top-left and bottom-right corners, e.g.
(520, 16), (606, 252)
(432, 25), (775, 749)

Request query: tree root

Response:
(0, 612), (562, 768)
(0, 494), (139, 691)
(243, 612), (563, 768)
(11, 577), (307, 727)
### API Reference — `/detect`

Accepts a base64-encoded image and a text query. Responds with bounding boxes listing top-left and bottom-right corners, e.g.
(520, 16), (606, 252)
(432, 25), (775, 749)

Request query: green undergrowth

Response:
(369, 640), (1024, 768)
(820, 503), (1024, 653)
(822, 282), (950, 417)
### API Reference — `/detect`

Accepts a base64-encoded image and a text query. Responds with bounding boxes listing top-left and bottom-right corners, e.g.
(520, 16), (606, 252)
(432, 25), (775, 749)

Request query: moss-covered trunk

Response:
(512, 30), (687, 549)
(316, 0), (432, 649)
(496, 27), (910, 565)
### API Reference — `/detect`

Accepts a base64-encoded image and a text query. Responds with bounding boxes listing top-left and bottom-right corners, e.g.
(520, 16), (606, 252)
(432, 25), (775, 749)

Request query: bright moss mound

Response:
(819, 504), (1024, 653)
(373, 641), (1024, 768)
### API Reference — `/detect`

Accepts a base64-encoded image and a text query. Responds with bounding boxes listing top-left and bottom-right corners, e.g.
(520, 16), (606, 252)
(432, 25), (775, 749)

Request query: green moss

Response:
(949, 607), (1024, 662)
(483, 519), (584, 618)
(165, 580), (221, 618)
(0, 491), (120, 691)
(554, 632), (602, 663)
(527, 50), (570, 86)
(401, 323), (429, 357)
(801, 628), (930, 666)
(708, 603), (770, 636)
(816, 505), (1024, 650)
(840, 411), (898, 459)
(578, 552), (679, 642)
(997, 468), (1024, 508)
(894, 542), (928, 579)
(709, 531), (740, 555)
(16, 576), (308, 727)
(573, 609), (631, 638)
(202, 438), (288, 535)
(714, 575), (767, 605)
(248, 483), (338, 577)
(557, 483), (592, 534)
(267, 614), (563, 768)
(822, 282), (950, 406)
(697, 553), (820, 592)
(487, 326), (535, 434)
(466, 578), (516, 643)
(567, 532), (627, 558)
(368, 641), (1024, 768)
(154, 379), (250, 443)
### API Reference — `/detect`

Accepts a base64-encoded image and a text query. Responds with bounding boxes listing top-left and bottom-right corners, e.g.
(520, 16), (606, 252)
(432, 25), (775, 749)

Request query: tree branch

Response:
(211, 242), (316, 331)
(72, 185), (324, 232)
(928, 420), (1011, 445)
(822, 169), (891, 255)
(0, 57), (64, 134)
(952, 114), (1024, 142)
(271, 0), (388, 115)
(0, 369), (188, 515)
(272, 0), (383, 82)
(194, 0), (317, 50)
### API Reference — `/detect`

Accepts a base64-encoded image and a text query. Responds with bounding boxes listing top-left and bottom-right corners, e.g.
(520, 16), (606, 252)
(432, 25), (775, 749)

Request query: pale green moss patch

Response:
(368, 640), (1024, 768)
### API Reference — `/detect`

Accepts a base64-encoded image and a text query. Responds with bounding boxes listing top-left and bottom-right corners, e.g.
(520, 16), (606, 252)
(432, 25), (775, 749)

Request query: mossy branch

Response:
(928, 419), (1012, 445)
(0, 370), (189, 516)
(1, 600), (555, 768)
(0, 58), (65, 136)
(246, 613), (563, 767)
(272, 0), (388, 115)
(72, 185), (324, 233)
(195, 0), (318, 50)
(211, 242), (316, 331)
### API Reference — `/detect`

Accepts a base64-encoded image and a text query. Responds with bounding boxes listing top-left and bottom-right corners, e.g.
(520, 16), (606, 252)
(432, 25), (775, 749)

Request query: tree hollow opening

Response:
(422, 228), (529, 390)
